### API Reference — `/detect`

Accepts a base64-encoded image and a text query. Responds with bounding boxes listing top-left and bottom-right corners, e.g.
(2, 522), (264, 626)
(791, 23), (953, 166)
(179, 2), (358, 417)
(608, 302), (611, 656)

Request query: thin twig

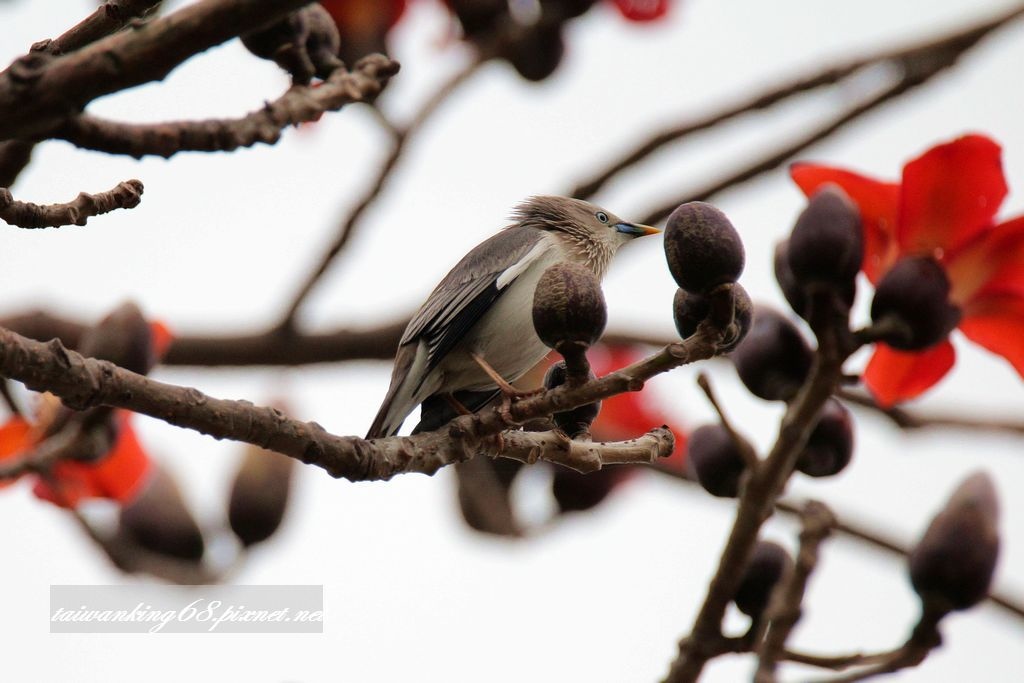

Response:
(0, 0), (313, 141)
(276, 57), (485, 330)
(696, 371), (758, 469)
(636, 5), (1024, 226)
(33, 0), (164, 56)
(755, 500), (837, 682)
(838, 388), (1024, 435)
(50, 56), (398, 158)
(0, 179), (143, 228)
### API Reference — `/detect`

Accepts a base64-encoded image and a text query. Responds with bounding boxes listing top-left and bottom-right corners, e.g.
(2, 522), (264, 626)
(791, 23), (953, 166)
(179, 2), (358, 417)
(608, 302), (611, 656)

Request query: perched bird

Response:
(365, 195), (659, 438)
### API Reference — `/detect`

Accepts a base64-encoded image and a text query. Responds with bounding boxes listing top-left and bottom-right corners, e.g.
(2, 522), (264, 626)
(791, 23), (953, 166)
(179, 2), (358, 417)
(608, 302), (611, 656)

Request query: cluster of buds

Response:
(664, 202), (752, 353)
(241, 4), (344, 84)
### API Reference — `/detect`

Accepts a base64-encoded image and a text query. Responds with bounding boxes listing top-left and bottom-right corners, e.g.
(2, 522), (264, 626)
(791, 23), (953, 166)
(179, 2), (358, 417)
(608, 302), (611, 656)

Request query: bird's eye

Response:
(596, 211), (609, 224)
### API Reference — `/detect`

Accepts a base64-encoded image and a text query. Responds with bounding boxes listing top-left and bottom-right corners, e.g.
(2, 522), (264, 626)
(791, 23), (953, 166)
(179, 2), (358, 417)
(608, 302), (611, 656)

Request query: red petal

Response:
(33, 413), (152, 508)
(863, 340), (956, 407)
(945, 216), (1024, 306)
(899, 135), (1007, 256)
(0, 416), (33, 460)
(149, 320), (174, 361)
(612, 0), (670, 21)
(790, 163), (900, 282)
(959, 293), (1024, 378)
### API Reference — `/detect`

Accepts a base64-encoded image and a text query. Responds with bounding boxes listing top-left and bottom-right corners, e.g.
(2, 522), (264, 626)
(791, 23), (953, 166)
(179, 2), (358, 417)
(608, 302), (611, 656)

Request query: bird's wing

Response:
(401, 225), (551, 376)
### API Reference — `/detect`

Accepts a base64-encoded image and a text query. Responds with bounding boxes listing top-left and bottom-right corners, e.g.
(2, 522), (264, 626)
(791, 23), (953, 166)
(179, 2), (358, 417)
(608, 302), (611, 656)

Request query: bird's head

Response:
(512, 196), (660, 266)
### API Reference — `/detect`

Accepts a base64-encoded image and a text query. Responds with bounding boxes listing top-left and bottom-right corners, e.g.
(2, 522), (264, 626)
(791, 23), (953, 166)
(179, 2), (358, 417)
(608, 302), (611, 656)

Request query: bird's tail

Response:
(365, 343), (423, 439)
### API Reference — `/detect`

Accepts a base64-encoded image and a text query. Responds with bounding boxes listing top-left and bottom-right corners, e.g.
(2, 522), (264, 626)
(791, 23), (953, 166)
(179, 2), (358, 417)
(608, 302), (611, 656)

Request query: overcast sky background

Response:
(1, 0), (1023, 681)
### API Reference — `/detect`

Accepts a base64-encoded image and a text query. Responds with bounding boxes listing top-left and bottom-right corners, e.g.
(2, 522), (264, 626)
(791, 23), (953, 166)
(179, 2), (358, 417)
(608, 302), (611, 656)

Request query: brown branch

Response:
(0, 324), (717, 482)
(663, 295), (856, 682)
(34, 1), (164, 56)
(813, 610), (944, 683)
(0, 140), (35, 188)
(276, 58), (484, 330)
(0, 0), (314, 142)
(49, 55), (399, 158)
(755, 500), (837, 682)
(838, 389), (1024, 435)
(571, 5), (1024, 202)
(636, 5), (1024, 227)
(0, 179), (143, 228)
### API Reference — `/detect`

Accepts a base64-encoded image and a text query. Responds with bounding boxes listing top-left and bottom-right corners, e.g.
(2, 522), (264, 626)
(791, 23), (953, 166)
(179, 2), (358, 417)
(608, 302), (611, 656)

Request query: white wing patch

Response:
(495, 237), (555, 289)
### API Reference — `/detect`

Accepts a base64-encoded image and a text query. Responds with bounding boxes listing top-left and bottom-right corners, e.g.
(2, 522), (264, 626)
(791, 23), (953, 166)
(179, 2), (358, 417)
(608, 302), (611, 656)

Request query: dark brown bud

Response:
(533, 263), (607, 351)
(542, 0), (599, 19)
(448, 0), (507, 39)
(228, 444), (296, 547)
(687, 424), (749, 498)
(664, 202), (745, 294)
(118, 465), (204, 561)
(552, 466), (630, 513)
(242, 5), (342, 84)
(871, 256), (961, 350)
(543, 361), (601, 436)
(456, 456), (523, 537)
(796, 398), (854, 477)
(730, 307), (813, 401)
(734, 541), (792, 619)
(674, 283), (752, 354)
(78, 301), (154, 375)
(910, 472), (1000, 612)
(787, 185), (863, 286)
(505, 24), (564, 82)
(775, 239), (856, 319)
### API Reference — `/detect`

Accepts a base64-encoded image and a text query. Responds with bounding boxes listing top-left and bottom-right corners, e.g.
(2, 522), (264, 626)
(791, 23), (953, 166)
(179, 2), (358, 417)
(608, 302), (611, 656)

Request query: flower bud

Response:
(118, 465), (204, 561)
(687, 424), (748, 498)
(787, 185), (863, 287)
(79, 302), (154, 375)
(870, 256), (961, 350)
(228, 444), (296, 547)
(543, 361), (601, 436)
(775, 239), (856, 319)
(796, 398), (854, 477)
(734, 541), (792, 619)
(543, 0), (599, 19)
(730, 307), (813, 401)
(910, 472), (1000, 612)
(505, 24), (565, 82)
(664, 202), (745, 294)
(242, 5), (342, 84)
(446, 0), (506, 39)
(674, 283), (752, 354)
(552, 466), (631, 513)
(533, 263), (607, 351)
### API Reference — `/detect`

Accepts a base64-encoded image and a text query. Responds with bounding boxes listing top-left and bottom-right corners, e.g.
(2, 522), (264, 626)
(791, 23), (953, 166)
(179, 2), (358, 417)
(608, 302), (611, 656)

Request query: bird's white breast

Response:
(441, 233), (568, 390)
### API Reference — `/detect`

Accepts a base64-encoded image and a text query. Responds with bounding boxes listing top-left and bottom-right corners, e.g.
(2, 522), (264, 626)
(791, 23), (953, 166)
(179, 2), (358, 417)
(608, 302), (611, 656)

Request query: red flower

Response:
(612, 0), (671, 22)
(792, 134), (1024, 405)
(0, 410), (151, 508)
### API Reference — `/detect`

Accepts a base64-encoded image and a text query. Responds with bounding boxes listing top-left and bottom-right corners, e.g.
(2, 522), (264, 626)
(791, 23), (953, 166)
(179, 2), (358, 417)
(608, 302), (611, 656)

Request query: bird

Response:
(365, 195), (660, 439)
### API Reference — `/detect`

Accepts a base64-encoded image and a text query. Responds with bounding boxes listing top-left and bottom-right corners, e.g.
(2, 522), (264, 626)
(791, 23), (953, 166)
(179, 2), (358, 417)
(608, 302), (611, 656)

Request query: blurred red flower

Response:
(792, 134), (1024, 405)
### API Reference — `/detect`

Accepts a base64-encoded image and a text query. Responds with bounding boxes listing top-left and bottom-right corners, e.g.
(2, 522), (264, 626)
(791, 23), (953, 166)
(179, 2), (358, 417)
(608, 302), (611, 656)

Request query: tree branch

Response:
(0, 179), (143, 228)
(34, 0), (164, 56)
(755, 500), (837, 682)
(0, 324), (716, 482)
(838, 389), (1024, 435)
(277, 58), (484, 330)
(663, 295), (856, 682)
(0, 0), (313, 141)
(634, 5), (1024, 226)
(48, 55), (399, 158)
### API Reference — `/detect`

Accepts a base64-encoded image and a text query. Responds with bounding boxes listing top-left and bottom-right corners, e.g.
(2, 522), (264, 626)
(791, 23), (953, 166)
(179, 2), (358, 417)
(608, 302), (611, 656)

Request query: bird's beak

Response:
(614, 222), (661, 237)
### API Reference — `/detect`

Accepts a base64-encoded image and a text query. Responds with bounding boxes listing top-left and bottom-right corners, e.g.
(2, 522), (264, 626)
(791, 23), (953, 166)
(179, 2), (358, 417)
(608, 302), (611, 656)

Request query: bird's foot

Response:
(470, 352), (543, 402)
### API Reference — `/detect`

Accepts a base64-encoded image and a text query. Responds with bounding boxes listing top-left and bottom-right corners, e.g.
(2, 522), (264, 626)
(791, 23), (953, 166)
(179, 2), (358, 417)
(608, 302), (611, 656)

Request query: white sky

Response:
(1, 0), (1023, 681)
